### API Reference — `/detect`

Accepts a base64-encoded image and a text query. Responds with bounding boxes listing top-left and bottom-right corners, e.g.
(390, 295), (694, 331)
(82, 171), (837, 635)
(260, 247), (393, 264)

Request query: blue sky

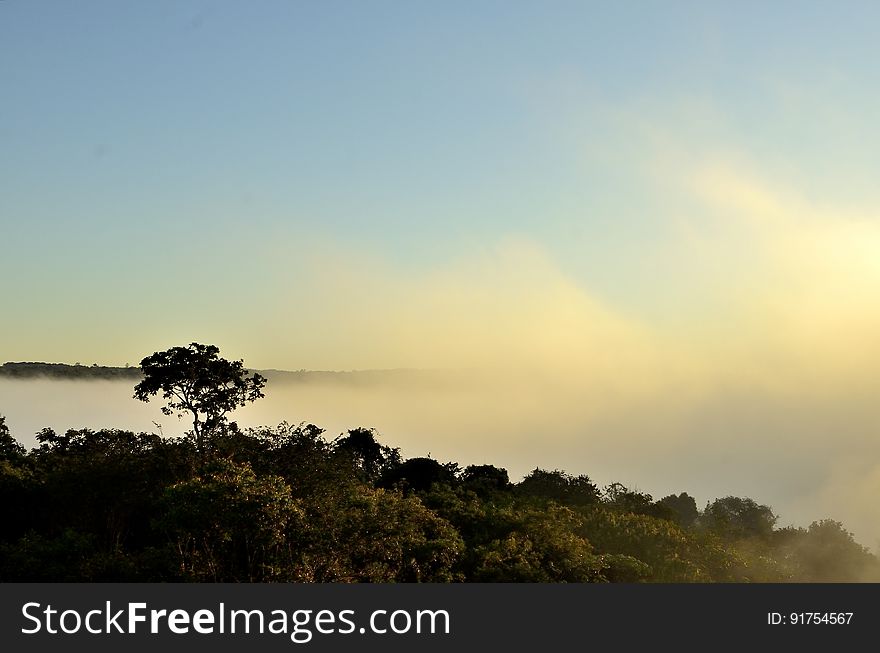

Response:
(3, 1), (880, 366)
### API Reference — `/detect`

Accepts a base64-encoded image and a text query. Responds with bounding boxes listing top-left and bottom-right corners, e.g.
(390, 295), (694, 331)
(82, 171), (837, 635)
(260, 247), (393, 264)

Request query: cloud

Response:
(686, 164), (880, 378)
(254, 160), (880, 547)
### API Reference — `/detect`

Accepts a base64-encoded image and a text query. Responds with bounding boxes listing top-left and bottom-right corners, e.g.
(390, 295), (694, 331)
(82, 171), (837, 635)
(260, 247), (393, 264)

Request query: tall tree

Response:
(701, 496), (777, 540)
(133, 343), (266, 453)
(0, 415), (25, 462)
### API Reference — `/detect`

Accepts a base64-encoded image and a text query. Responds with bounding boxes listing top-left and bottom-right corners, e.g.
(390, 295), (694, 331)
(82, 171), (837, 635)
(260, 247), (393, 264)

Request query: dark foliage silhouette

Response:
(133, 343), (266, 453)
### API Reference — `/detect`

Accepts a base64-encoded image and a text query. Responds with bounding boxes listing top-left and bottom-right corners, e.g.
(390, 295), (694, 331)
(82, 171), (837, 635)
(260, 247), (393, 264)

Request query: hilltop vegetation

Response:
(1, 344), (876, 583)
(0, 417), (876, 583)
(0, 362), (142, 381)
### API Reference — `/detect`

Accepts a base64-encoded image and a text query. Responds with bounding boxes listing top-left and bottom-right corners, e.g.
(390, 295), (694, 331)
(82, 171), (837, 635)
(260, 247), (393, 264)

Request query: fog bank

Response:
(2, 368), (878, 551)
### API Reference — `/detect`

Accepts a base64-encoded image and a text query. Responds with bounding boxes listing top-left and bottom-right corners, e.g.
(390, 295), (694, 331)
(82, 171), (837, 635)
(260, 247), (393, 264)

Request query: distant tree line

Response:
(0, 362), (142, 381)
(0, 344), (876, 583)
(0, 361), (428, 386)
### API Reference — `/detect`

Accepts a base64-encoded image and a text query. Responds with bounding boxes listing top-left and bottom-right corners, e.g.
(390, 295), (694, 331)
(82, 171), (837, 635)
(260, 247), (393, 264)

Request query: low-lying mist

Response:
(2, 361), (878, 552)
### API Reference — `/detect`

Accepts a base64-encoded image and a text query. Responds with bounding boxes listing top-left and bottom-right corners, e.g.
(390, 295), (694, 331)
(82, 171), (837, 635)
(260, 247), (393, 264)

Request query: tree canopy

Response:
(1, 417), (878, 583)
(133, 343), (266, 452)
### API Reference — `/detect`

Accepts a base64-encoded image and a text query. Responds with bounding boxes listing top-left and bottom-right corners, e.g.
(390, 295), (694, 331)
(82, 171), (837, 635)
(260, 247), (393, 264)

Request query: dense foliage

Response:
(1, 416), (876, 582)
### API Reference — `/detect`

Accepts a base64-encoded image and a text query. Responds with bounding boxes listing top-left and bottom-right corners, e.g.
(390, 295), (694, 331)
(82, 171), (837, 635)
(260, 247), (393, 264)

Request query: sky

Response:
(3, 0), (880, 368)
(3, 2), (880, 542)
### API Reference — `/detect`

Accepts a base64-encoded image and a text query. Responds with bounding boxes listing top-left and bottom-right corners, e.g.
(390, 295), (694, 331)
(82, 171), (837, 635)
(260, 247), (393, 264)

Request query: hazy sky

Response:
(3, 1), (880, 367)
(3, 2), (880, 544)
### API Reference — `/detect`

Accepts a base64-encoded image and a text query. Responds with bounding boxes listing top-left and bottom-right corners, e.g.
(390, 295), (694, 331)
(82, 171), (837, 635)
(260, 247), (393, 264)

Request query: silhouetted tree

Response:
(517, 468), (600, 506)
(701, 496), (777, 540)
(603, 482), (655, 515)
(379, 457), (457, 493)
(461, 464), (511, 495)
(333, 427), (401, 481)
(655, 492), (699, 528)
(133, 343), (266, 453)
(0, 415), (32, 552)
(0, 415), (25, 462)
